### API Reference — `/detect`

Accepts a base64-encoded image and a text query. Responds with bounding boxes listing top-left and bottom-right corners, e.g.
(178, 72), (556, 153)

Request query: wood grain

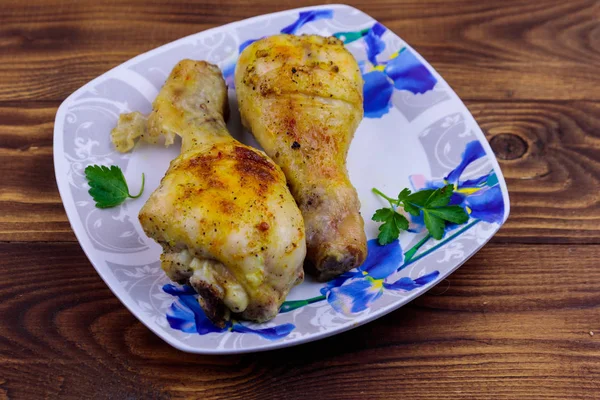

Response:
(3, 100), (600, 243)
(473, 100), (600, 243)
(0, 242), (598, 399)
(0, 0), (598, 102)
(2, 0), (600, 398)
(0, 104), (76, 241)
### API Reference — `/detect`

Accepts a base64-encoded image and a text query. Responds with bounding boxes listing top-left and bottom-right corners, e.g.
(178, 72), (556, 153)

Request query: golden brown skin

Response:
(111, 60), (306, 324)
(235, 34), (367, 281)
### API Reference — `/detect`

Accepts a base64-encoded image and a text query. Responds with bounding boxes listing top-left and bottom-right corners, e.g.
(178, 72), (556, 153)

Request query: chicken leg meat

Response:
(235, 35), (367, 281)
(111, 60), (306, 324)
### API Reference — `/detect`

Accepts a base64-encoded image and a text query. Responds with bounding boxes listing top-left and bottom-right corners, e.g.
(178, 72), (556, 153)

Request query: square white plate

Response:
(54, 4), (509, 354)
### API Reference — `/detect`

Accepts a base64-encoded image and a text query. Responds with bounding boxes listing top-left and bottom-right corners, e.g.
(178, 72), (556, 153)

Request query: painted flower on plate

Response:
(410, 140), (505, 233)
(163, 284), (295, 340)
(321, 239), (439, 315)
(335, 23), (438, 118)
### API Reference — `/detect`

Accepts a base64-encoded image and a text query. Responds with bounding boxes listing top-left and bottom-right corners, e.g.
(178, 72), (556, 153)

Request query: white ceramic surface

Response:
(53, 4), (509, 354)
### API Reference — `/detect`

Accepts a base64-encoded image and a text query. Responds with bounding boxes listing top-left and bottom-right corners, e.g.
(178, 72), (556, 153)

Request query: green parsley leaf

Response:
(85, 165), (145, 209)
(425, 184), (454, 207)
(402, 202), (421, 217)
(397, 188), (411, 202)
(377, 218), (399, 246)
(423, 210), (445, 240)
(372, 207), (396, 222)
(372, 208), (409, 245)
(393, 212), (410, 231)
(405, 189), (435, 207)
(427, 205), (469, 225)
(372, 185), (470, 245)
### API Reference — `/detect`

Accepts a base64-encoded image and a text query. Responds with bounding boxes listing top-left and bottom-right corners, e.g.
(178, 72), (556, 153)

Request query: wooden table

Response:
(2, 0), (599, 398)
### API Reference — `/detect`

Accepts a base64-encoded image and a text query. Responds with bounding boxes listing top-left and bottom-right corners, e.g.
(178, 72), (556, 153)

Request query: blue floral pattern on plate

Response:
(54, 4), (509, 352)
(160, 9), (505, 341)
(322, 240), (439, 316)
(335, 23), (438, 118)
(410, 140), (505, 229)
(163, 284), (295, 340)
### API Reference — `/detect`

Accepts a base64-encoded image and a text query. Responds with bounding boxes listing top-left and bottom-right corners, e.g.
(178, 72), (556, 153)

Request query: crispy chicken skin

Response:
(111, 60), (306, 324)
(235, 34), (367, 281)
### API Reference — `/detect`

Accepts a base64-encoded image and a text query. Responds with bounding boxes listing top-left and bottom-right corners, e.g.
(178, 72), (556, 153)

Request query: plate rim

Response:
(53, 3), (510, 354)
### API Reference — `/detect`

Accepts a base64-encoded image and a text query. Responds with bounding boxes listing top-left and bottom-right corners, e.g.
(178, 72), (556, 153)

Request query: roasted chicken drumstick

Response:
(235, 35), (367, 281)
(111, 60), (306, 324)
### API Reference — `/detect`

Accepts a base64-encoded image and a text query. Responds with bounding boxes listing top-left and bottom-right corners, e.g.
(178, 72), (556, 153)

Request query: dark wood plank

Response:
(2, 0), (599, 398)
(0, 242), (598, 399)
(3, 100), (600, 243)
(0, 104), (76, 241)
(2, 0), (599, 242)
(0, 0), (598, 102)
(476, 100), (600, 243)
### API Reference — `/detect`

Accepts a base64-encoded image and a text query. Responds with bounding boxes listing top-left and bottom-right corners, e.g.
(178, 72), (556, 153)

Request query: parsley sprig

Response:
(372, 184), (469, 245)
(85, 165), (145, 208)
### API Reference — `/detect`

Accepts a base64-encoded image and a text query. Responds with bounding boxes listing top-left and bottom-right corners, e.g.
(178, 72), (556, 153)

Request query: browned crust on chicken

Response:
(115, 59), (307, 324)
(236, 35), (367, 280)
